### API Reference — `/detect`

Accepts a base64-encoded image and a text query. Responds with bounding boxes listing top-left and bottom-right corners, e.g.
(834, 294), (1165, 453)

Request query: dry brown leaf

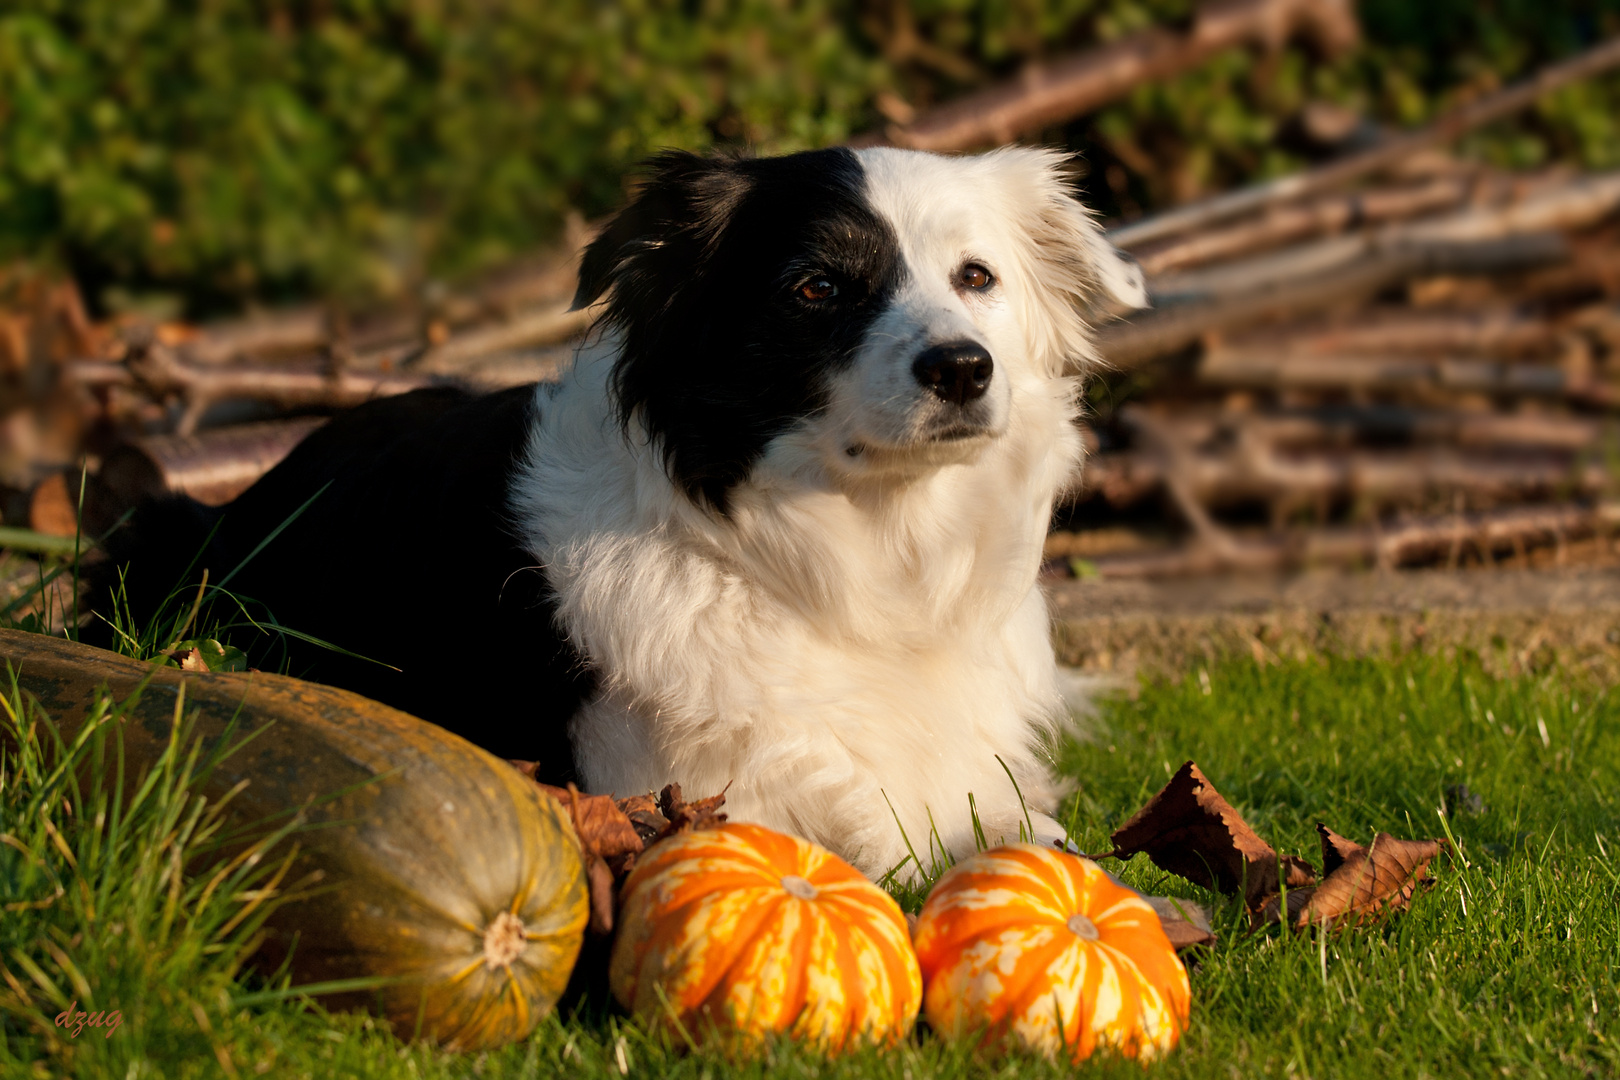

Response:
(584, 856), (616, 937)
(655, 782), (729, 840)
(505, 763), (649, 936)
(503, 765), (729, 935)
(1142, 895), (1217, 950)
(1261, 825), (1446, 927)
(1096, 762), (1445, 933)
(1159, 918), (1218, 950)
(616, 792), (669, 847)
(1318, 823), (1366, 877)
(179, 647), (208, 672)
(553, 785), (645, 866)
(534, 782), (642, 935)
(1101, 761), (1315, 906)
(506, 764), (645, 864)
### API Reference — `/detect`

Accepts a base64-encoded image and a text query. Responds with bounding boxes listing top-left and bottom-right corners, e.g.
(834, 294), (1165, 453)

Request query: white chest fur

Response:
(511, 348), (1082, 878)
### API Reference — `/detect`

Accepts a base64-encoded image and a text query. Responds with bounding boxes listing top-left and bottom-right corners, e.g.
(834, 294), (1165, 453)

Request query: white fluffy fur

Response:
(511, 147), (1143, 878)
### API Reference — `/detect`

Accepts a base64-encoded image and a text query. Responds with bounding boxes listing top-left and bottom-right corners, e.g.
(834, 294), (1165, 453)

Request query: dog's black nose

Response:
(912, 341), (993, 406)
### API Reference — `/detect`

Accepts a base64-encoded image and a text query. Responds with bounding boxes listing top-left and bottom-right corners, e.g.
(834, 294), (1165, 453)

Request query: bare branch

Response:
(1083, 502), (1619, 578)
(1097, 231), (1571, 368)
(1131, 176), (1472, 275)
(405, 303), (591, 374)
(70, 343), (453, 436)
(1108, 33), (1620, 249)
(1078, 440), (1612, 510)
(854, 0), (1358, 153)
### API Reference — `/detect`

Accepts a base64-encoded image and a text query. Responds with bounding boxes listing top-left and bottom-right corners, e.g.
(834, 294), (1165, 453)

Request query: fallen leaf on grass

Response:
(1097, 761), (1315, 907)
(1142, 896), (1217, 950)
(1318, 823), (1365, 875)
(1259, 825), (1445, 927)
(1092, 859), (1219, 952)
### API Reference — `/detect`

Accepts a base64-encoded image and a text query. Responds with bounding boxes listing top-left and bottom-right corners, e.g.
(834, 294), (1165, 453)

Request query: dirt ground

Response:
(1048, 563), (1620, 683)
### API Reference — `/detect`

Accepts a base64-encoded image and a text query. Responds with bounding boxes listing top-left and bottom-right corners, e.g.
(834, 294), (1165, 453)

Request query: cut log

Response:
(69, 343), (453, 436)
(1145, 171), (1620, 308)
(1131, 176), (1472, 275)
(1242, 408), (1608, 453)
(1196, 347), (1615, 403)
(172, 308), (333, 366)
(1512, 230), (1620, 302)
(1404, 171), (1620, 244)
(404, 303), (591, 374)
(1078, 443), (1607, 510)
(97, 417), (329, 509)
(1085, 502), (1620, 578)
(112, 225), (593, 375)
(25, 419), (330, 538)
(26, 472), (82, 538)
(1097, 231), (1572, 368)
(1105, 173), (1620, 372)
(1219, 307), (1566, 359)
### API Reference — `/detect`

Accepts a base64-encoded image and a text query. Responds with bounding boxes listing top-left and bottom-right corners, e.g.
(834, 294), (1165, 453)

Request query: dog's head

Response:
(575, 146), (1144, 511)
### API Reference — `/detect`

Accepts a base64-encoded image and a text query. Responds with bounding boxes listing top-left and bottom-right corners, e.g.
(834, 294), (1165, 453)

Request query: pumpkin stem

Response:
(1066, 913), (1100, 940)
(781, 875), (818, 900)
(483, 911), (528, 969)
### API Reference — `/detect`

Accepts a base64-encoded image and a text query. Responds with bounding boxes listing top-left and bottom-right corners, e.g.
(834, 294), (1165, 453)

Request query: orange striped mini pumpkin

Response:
(912, 843), (1190, 1062)
(609, 823), (922, 1052)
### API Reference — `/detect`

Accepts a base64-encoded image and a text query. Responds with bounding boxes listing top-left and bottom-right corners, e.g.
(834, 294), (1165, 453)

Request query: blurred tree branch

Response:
(855, 0), (1359, 153)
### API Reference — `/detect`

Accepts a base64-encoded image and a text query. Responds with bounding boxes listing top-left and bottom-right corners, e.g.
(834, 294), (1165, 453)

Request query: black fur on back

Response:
(92, 385), (593, 777)
(574, 147), (903, 512)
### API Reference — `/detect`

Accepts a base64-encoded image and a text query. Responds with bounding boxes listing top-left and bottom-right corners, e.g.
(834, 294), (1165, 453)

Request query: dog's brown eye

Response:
(799, 278), (838, 302)
(960, 264), (993, 290)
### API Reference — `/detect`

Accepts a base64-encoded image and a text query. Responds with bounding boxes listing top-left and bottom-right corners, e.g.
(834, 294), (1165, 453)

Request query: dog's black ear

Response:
(571, 152), (751, 311)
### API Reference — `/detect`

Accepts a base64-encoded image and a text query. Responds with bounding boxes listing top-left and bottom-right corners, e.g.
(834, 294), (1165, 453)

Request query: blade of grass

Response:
(0, 528), (82, 557)
(69, 461), (87, 640)
(215, 481), (331, 591)
(994, 754), (1036, 845)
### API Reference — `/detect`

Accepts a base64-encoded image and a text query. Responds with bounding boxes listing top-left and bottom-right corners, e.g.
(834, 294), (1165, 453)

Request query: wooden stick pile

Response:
(7, 241), (590, 533)
(1060, 89), (1620, 577)
(4, 12), (1620, 585)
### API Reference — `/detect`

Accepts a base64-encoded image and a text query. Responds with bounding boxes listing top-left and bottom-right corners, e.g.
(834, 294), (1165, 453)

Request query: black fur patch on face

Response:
(575, 148), (902, 512)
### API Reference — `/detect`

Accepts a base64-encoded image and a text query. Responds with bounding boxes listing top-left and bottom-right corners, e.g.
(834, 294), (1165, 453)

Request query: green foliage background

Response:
(1, 0), (1617, 315)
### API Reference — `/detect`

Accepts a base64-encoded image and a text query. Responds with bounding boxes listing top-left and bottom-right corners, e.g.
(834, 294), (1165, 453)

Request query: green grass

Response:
(0, 666), (316, 1079)
(1, 647), (1617, 1079)
(0, 475), (372, 679)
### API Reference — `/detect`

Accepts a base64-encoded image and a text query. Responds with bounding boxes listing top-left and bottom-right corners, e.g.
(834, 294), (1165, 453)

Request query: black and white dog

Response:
(103, 146), (1145, 878)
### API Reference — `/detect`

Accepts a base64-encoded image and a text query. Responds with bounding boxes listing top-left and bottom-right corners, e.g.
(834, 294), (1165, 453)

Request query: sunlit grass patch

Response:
(1, 647), (1616, 1078)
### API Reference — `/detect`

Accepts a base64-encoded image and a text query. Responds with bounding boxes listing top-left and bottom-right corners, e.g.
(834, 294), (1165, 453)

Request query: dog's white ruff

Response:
(511, 147), (1143, 878)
